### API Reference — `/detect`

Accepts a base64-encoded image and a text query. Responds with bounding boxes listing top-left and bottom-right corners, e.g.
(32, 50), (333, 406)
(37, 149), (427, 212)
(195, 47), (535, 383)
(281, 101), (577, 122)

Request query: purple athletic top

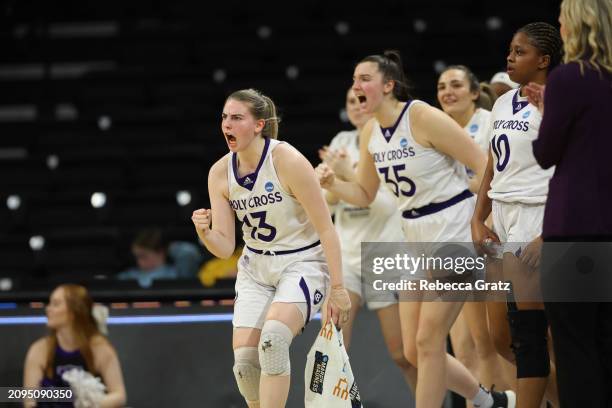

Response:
(38, 345), (88, 408)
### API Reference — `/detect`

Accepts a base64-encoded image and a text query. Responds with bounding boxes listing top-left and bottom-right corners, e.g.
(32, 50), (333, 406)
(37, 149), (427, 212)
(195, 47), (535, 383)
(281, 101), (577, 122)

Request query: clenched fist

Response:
(324, 148), (353, 181)
(315, 163), (336, 190)
(192, 209), (212, 235)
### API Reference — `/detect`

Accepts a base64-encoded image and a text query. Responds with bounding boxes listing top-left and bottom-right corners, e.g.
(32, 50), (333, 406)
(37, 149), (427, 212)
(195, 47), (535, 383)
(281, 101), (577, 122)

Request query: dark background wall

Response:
(2, 306), (414, 407)
(0, 0), (560, 287)
(0, 2), (562, 405)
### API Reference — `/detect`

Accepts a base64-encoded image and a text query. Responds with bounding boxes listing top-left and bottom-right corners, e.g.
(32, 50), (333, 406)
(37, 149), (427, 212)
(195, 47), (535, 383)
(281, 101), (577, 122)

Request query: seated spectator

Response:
(117, 228), (202, 288)
(23, 284), (126, 407)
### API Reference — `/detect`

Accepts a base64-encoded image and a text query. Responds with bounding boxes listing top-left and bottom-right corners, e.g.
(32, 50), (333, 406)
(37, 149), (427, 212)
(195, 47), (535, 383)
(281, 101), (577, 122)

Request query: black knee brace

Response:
(507, 309), (550, 378)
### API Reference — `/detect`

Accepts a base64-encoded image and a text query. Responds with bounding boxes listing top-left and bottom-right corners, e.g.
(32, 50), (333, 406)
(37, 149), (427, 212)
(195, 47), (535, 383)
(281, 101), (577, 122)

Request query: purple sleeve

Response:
(532, 65), (577, 169)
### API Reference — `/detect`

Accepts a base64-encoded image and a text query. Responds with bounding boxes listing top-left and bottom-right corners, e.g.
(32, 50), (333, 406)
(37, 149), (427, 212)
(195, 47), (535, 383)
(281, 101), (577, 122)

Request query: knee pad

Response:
(233, 347), (261, 402)
(508, 309), (550, 378)
(259, 320), (293, 376)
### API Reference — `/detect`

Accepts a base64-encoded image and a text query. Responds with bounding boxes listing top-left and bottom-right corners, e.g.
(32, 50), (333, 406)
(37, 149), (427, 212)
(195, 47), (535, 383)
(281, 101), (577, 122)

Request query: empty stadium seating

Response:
(0, 0), (559, 289)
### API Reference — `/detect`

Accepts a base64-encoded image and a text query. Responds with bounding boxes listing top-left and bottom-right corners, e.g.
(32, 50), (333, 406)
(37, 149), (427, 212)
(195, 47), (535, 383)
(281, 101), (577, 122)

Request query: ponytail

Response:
(260, 94), (279, 140)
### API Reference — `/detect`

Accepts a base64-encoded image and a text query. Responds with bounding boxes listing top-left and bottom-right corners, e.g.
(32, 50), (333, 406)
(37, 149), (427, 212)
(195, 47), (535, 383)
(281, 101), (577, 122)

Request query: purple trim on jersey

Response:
(299, 277), (312, 324)
(380, 101), (411, 142)
(402, 189), (472, 219)
(512, 90), (529, 115)
(246, 240), (320, 255)
(232, 137), (271, 191)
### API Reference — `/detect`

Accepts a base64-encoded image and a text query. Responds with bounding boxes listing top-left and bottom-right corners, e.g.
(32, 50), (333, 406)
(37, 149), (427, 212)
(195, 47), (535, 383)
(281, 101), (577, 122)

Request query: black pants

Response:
(545, 302), (612, 407)
(541, 237), (612, 407)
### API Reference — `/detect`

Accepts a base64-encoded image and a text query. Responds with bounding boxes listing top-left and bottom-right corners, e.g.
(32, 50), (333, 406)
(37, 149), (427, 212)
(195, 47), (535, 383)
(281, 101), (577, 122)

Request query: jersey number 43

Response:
(242, 211), (277, 242)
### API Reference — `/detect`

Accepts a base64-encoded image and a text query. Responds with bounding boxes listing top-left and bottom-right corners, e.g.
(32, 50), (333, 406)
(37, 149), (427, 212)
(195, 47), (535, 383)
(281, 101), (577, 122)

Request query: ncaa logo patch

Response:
(469, 124), (479, 133)
(313, 289), (323, 305)
(264, 182), (274, 192)
(399, 138), (408, 148)
(523, 110), (531, 119)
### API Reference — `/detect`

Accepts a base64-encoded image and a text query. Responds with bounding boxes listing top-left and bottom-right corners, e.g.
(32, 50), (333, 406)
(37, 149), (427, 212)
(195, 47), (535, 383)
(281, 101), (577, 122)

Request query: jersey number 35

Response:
(378, 164), (416, 197)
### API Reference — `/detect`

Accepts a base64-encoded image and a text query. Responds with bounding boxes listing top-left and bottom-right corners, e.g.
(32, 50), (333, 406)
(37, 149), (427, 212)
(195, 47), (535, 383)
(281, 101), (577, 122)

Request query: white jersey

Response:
(487, 89), (554, 204)
(329, 130), (403, 261)
(368, 100), (470, 213)
(228, 138), (319, 252)
(459, 108), (492, 178)
(465, 108), (492, 154)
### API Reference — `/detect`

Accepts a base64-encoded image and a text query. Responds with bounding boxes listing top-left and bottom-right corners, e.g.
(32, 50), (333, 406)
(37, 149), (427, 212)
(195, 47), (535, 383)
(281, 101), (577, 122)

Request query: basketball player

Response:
(471, 22), (563, 408)
(317, 51), (515, 408)
(191, 89), (351, 408)
(438, 65), (491, 155)
(437, 65), (514, 396)
(23, 284), (126, 407)
(320, 88), (417, 391)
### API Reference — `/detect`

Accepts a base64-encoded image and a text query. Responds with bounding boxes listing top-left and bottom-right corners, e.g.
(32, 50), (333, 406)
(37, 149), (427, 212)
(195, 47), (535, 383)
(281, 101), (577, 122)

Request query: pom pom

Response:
(62, 368), (106, 408)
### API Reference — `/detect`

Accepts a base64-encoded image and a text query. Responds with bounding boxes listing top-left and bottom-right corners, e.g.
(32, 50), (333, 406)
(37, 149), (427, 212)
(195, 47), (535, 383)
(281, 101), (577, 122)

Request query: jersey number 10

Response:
(242, 211), (277, 242)
(491, 134), (510, 171)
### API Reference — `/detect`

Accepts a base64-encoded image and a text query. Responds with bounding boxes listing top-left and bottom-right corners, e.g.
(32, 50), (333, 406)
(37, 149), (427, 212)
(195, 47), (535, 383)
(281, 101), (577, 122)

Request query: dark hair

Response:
(133, 228), (167, 252)
(359, 50), (412, 101)
(227, 89), (280, 139)
(517, 22), (564, 71)
(439, 65), (492, 109)
(442, 65), (480, 93)
(478, 82), (496, 110)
